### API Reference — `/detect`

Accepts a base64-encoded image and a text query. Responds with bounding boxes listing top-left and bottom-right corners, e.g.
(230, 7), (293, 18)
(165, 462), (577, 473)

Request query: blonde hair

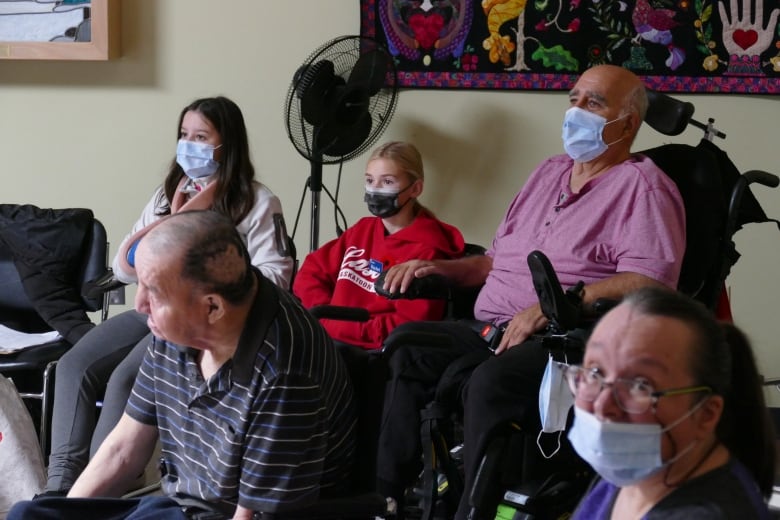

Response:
(368, 141), (425, 182)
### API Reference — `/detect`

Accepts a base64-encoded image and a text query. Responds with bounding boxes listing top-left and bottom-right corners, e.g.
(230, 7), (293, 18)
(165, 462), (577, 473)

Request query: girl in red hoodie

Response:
(293, 141), (465, 350)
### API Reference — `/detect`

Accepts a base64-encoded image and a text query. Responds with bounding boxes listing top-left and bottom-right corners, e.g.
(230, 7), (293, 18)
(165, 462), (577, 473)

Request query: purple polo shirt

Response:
(474, 154), (685, 325)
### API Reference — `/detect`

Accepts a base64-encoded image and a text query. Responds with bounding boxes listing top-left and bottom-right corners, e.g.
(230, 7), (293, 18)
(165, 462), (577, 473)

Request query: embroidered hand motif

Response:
(718, 0), (779, 74)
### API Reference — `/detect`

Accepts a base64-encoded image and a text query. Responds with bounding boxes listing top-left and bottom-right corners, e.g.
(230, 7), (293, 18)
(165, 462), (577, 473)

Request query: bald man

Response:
(11, 210), (357, 520)
(377, 65), (687, 519)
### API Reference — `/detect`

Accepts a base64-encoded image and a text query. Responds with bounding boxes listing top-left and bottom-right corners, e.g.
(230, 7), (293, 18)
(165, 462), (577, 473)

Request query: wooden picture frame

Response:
(0, 0), (120, 61)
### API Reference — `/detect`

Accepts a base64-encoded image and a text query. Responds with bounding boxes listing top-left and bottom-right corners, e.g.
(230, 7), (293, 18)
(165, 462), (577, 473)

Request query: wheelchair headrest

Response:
(644, 89), (695, 136)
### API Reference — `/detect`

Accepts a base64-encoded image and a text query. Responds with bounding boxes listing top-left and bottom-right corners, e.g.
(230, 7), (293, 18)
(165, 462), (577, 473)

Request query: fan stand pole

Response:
(309, 158), (323, 253)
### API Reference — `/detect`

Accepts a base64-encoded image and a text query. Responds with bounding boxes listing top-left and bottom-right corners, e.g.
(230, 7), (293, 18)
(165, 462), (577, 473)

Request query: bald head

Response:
(140, 210), (255, 305)
(573, 65), (648, 125)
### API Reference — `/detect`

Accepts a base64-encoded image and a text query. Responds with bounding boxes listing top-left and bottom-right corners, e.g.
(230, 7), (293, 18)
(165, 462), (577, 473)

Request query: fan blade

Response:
(315, 111), (372, 158)
(297, 59), (342, 126)
(328, 84), (370, 128)
(347, 49), (389, 97)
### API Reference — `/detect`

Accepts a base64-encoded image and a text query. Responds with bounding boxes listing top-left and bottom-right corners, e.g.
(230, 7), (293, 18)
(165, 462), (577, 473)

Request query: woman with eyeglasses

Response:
(566, 287), (775, 519)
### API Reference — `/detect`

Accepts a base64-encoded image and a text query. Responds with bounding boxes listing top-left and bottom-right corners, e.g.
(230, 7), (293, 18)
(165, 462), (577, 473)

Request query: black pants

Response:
(456, 336), (556, 519)
(376, 320), (489, 501)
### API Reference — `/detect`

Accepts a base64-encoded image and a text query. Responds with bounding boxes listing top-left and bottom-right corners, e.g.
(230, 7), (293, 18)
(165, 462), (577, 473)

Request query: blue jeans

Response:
(8, 496), (189, 520)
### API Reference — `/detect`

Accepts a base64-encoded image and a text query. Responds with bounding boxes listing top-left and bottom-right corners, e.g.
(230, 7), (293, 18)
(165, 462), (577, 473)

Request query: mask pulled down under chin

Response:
(568, 406), (665, 487)
(567, 403), (703, 488)
(536, 355), (574, 459)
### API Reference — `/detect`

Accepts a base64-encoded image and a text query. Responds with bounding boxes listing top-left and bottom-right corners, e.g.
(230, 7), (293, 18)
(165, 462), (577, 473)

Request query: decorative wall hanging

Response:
(360, 0), (780, 93)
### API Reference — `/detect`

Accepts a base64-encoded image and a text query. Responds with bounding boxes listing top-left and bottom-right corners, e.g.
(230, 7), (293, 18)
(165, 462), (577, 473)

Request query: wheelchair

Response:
(375, 90), (779, 520)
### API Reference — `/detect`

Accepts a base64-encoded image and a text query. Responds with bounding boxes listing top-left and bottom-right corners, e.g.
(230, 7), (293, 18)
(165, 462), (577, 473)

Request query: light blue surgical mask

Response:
(568, 404), (703, 487)
(561, 107), (627, 162)
(536, 355), (574, 458)
(176, 140), (222, 179)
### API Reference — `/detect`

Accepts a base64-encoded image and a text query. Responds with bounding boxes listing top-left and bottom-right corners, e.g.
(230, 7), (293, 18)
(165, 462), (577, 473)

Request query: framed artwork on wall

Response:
(0, 0), (120, 60)
(360, 0), (780, 94)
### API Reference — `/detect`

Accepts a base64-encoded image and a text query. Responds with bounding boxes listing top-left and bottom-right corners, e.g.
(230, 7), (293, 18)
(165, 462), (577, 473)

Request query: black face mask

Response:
(364, 183), (414, 219)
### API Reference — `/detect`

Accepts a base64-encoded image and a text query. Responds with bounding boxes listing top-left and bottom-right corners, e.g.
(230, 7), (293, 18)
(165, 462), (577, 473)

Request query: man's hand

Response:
(381, 259), (441, 295)
(232, 505), (254, 520)
(494, 303), (548, 355)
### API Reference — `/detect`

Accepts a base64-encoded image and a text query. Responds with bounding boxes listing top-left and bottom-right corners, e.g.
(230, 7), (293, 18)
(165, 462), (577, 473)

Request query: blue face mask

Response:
(561, 107), (627, 163)
(536, 355), (574, 459)
(568, 404), (702, 487)
(176, 140), (222, 179)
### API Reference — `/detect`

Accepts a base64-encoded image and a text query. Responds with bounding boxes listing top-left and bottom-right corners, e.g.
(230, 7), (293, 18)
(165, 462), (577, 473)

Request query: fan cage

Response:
(284, 35), (398, 165)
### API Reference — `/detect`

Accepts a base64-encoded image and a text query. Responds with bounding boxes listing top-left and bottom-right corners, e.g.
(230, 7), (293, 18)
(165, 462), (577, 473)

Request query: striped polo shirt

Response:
(126, 272), (357, 514)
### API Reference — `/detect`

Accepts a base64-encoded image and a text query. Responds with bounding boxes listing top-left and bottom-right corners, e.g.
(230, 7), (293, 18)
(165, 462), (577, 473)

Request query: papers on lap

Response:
(0, 324), (61, 354)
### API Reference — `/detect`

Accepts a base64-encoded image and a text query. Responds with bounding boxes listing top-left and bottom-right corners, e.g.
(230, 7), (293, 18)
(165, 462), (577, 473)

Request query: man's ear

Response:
(623, 111), (639, 138)
(204, 294), (226, 324)
(622, 110), (640, 137)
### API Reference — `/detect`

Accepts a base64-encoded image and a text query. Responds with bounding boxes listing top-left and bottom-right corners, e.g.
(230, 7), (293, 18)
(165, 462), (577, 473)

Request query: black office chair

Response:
(0, 206), (110, 455)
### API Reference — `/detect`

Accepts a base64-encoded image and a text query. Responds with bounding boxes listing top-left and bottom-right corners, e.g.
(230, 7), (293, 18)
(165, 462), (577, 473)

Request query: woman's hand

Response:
(381, 259), (441, 295)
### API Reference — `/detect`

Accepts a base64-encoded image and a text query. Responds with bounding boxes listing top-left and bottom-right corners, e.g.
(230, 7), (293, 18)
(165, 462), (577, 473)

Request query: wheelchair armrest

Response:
(81, 269), (126, 300)
(590, 298), (620, 316)
(527, 250), (583, 332)
(744, 170), (780, 188)
(309, 305), (370, 322)
(374, 270), (451, 300)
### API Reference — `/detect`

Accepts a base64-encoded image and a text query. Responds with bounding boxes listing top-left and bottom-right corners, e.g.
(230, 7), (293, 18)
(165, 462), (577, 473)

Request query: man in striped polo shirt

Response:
(10, 210), (357, 520)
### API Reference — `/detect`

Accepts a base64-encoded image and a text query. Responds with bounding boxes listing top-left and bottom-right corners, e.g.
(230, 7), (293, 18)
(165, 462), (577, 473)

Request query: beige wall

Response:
(2, 0), (779, 401)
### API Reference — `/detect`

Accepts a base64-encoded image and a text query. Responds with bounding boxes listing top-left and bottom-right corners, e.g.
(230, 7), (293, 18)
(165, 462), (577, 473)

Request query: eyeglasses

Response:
(564, 365), (712, 414)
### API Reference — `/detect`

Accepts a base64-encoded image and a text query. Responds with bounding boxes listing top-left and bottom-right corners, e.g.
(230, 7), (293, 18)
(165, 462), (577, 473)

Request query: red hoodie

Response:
(293, 210), (465, 349)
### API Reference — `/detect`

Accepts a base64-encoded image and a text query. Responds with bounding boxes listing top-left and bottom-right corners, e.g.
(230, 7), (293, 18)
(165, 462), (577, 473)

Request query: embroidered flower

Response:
(588, 44), (605, 63)
(665, 46), (686, 70)
(461, 53), (478, 71)
(535, 20), (550, 32)
(703, 54), (719, 71)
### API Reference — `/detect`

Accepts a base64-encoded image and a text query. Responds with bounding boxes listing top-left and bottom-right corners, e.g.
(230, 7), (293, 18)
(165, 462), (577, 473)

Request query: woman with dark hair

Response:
(566, 287), (774, 518)
(44, 96), (294, 496)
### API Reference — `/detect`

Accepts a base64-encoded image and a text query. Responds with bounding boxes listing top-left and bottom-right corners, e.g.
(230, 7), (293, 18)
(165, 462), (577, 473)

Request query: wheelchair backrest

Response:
(641, 91), (772, 311)
(641, 142), (726, 308)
